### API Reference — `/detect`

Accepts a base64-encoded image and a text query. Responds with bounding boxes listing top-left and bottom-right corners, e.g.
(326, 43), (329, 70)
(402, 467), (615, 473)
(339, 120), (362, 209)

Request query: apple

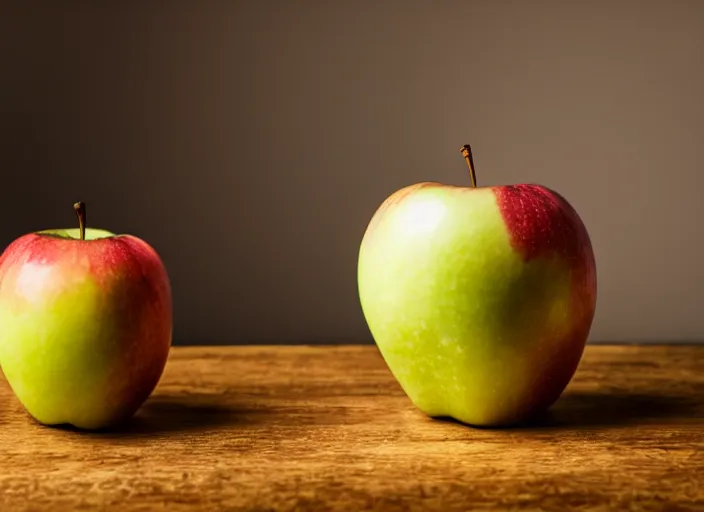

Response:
(357, 145), (597, 427)
(0, 202), (172, 430)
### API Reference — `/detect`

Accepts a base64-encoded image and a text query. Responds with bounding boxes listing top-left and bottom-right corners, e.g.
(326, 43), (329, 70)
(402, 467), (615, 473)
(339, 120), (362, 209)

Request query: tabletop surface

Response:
(0, 344), (702, 512)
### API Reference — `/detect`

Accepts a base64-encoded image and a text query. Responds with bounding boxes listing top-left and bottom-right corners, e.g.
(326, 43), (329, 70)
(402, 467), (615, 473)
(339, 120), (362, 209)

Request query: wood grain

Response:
(0, 344), (702, 512)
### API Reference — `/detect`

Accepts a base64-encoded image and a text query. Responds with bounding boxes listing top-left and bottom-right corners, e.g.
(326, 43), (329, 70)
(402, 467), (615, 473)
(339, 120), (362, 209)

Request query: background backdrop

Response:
(2, 1), (703, 345)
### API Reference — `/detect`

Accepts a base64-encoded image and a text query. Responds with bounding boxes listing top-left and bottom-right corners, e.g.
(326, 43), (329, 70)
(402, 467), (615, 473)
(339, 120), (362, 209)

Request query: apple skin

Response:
(0, 227), (172, 430)
(358, 182), (597, 427)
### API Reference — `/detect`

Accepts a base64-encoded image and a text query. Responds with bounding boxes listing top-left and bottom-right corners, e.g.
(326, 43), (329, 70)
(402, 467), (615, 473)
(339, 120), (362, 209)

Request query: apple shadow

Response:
(47, 392), (266, 438)
(430, 384), (704, 431)
(502, 387), (702, 430)
(529, 389), (704, 429)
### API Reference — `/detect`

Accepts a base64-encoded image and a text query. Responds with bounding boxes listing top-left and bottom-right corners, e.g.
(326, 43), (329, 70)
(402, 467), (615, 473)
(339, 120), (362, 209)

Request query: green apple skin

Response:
(358, 182), (597, 427)
(0, 227), (172, 430)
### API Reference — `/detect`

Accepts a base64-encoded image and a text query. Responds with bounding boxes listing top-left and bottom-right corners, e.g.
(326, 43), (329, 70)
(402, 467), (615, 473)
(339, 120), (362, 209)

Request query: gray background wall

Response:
(1, 1), (703, 345)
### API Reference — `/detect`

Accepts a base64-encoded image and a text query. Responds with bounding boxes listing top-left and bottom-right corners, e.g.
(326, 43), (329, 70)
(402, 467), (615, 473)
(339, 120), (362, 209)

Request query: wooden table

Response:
(0, 344), (702, 511)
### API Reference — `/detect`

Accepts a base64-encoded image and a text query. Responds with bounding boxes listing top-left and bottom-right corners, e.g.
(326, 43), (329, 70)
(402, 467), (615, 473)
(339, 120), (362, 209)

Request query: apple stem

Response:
(73, 202), (86, 241)
(460, 144), (477, 188)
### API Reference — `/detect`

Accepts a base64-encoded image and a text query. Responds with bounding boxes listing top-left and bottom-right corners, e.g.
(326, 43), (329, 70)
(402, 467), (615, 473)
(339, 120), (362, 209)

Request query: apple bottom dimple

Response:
(26, 361), (166, 431)
(385, 326), (588, 427)
(0, 318), (171, 431)
(3, 341), (170, 430)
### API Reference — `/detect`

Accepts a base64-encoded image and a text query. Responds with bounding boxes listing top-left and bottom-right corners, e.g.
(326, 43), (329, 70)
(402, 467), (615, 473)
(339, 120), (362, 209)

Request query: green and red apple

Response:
(0, 202), (172, 430)
(358, 145), (597, 427)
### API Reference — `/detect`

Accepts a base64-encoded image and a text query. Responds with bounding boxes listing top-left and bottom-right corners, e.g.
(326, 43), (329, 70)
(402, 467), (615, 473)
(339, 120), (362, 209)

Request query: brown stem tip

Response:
(460, 144), (477, 188)
(73, 201), (86, 241)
